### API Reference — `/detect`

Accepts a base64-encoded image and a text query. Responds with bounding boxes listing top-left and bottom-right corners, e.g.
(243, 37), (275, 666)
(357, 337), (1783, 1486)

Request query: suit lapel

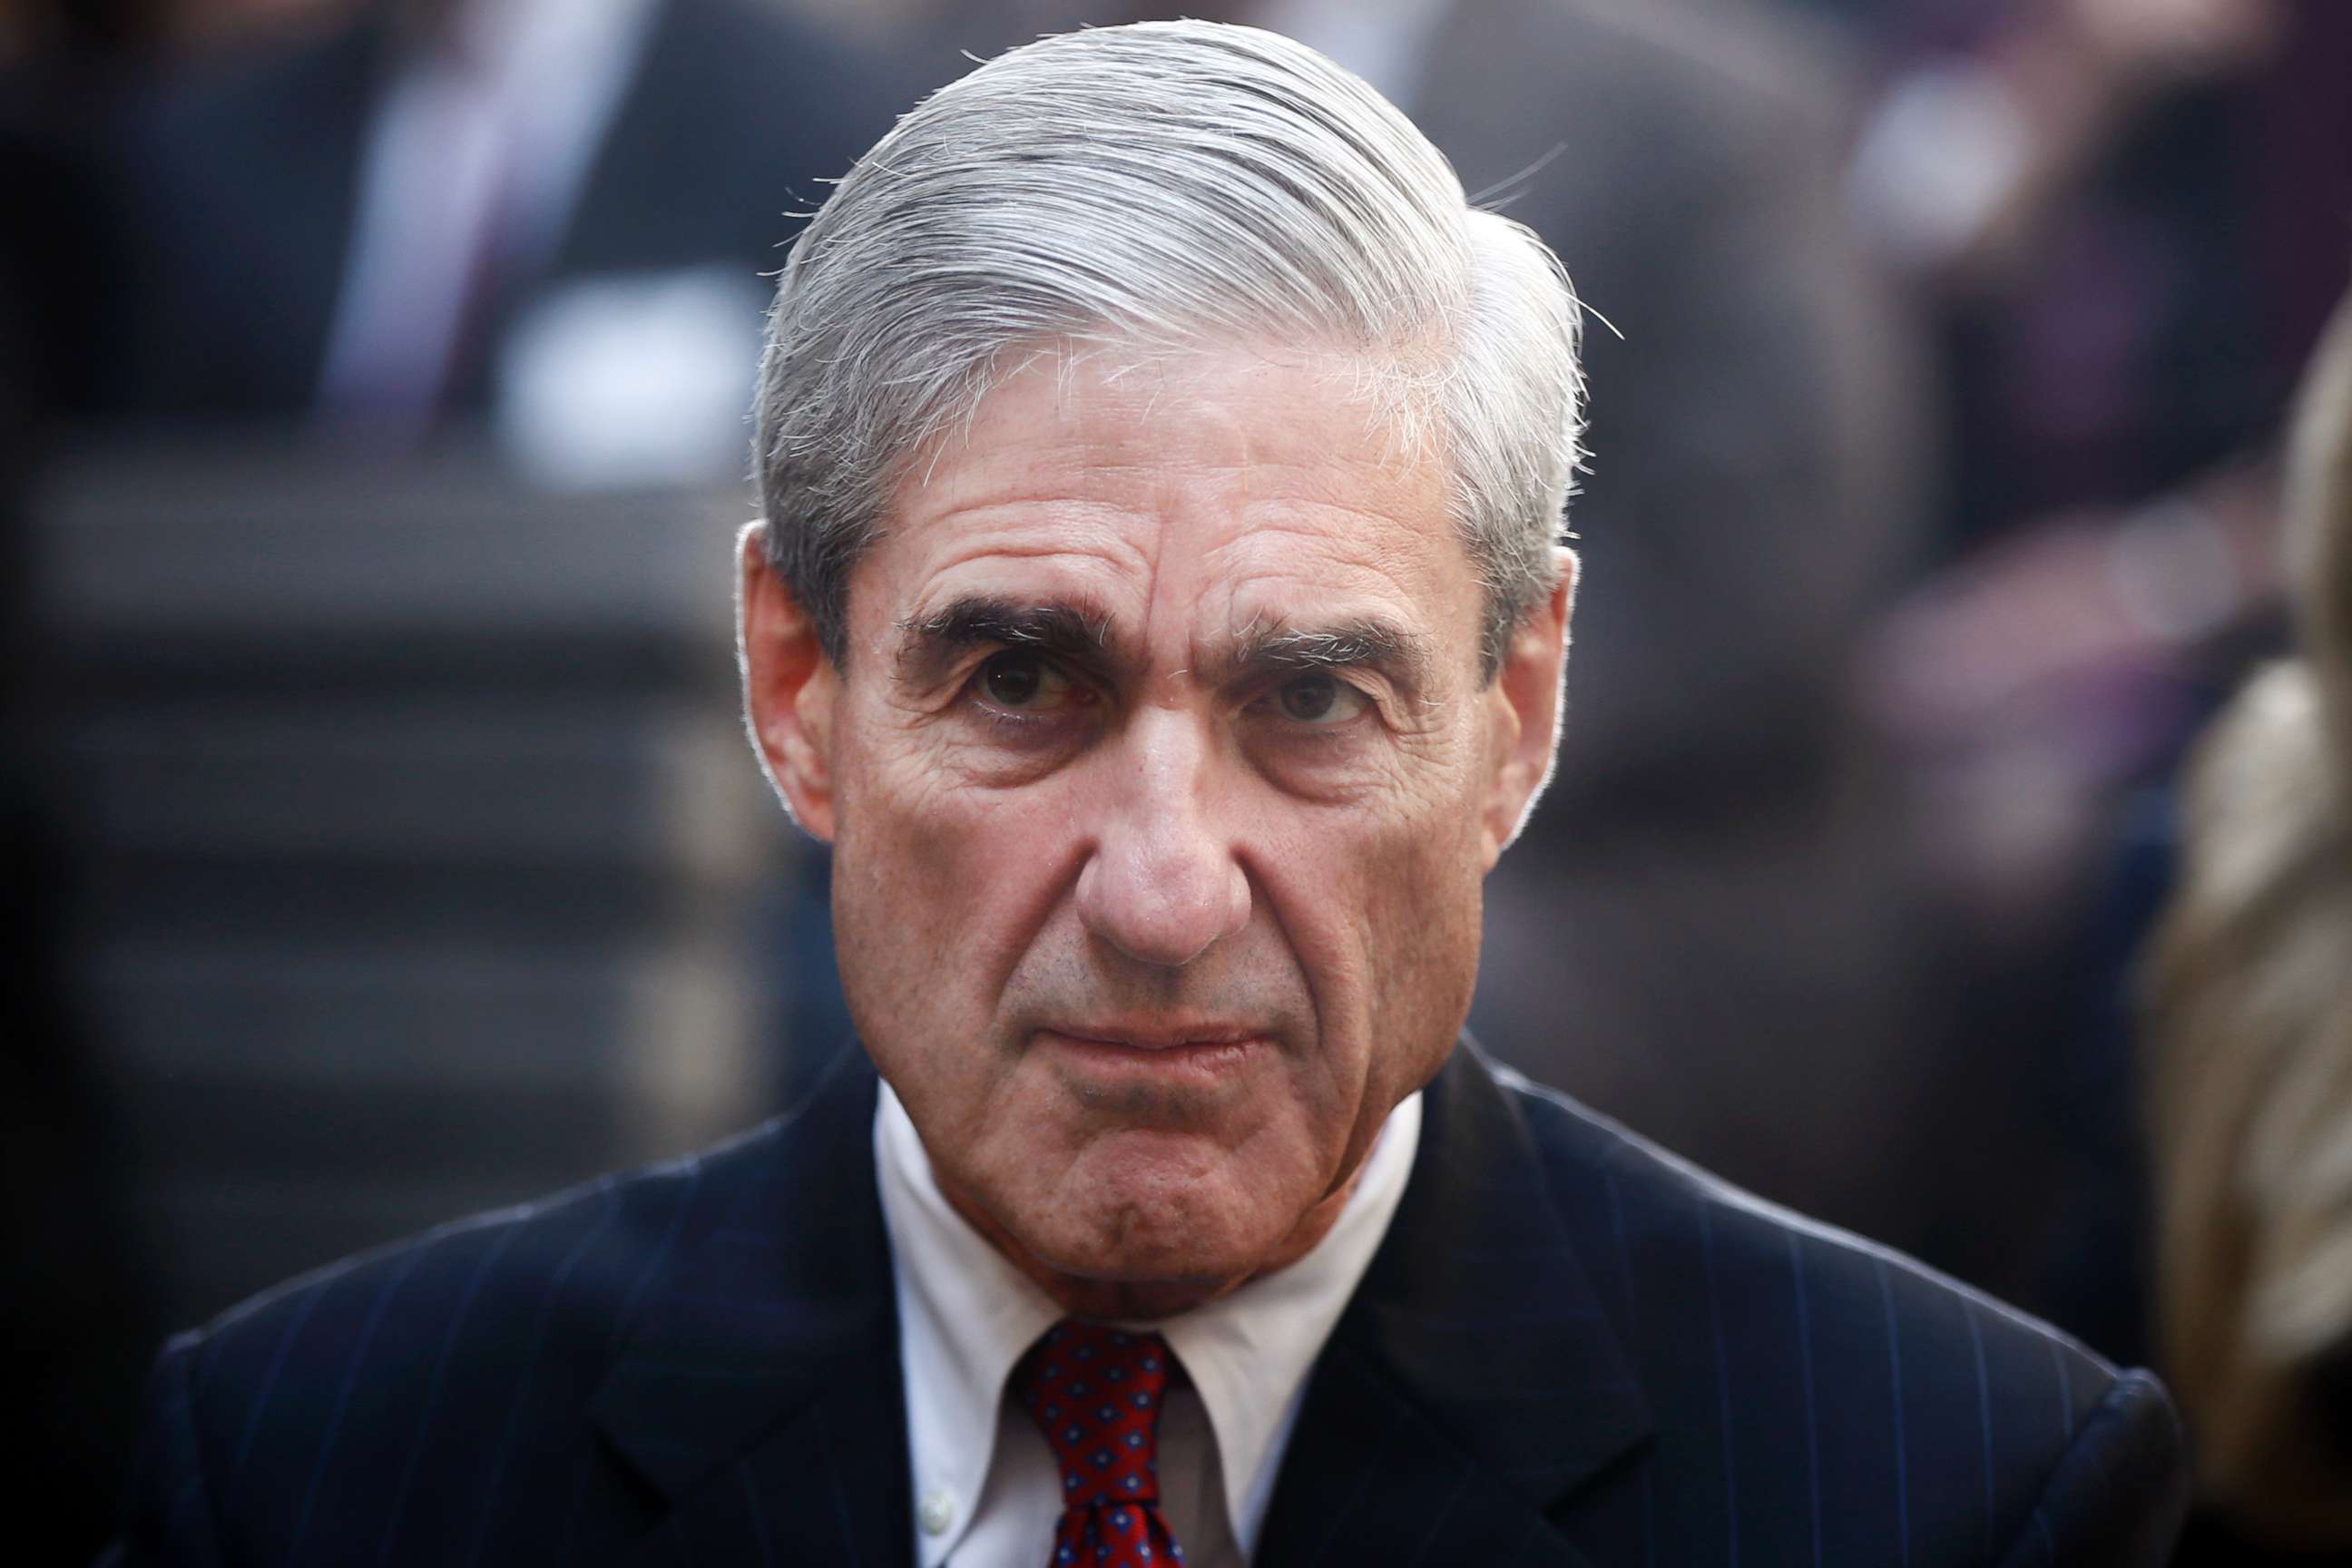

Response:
(594, 1045), (913, 1568)
(1257, 1044), (1653, 1566)
(587, 1038), (1651, 1566)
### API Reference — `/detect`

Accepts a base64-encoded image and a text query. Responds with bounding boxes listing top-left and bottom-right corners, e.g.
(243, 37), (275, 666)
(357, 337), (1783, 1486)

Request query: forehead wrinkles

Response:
(1121, 488), (1437, 692)
(883, 348), (1458, 668)
(1140, 393), (1446, 673)
(1195, 495), (1439, 602)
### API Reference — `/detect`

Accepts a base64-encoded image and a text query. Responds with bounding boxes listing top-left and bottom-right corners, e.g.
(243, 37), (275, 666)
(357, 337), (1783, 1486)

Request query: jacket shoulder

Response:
(181, 1123), (760, 1397)
(1493, 1064), (2185, 1563)
(122, 1105), (806, 1562)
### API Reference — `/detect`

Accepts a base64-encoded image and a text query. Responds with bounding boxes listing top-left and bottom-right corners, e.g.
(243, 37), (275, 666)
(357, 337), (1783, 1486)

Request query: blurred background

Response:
(4, 0), (2347, 1560)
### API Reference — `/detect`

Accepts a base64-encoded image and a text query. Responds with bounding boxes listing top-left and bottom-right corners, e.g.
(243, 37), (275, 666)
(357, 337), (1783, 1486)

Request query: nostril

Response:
(1073, 838), (1250, 968)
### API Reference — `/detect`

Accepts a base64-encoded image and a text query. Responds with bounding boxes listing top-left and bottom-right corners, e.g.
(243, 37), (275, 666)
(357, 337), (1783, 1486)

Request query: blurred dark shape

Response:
(1853, 0), (2346, 916)
(1410, 0), (1933, 1251)
(78, 0), (905, 482)
(3, 7), (166, 1558)
(0, 778), (155, 1565)
(1847, 0), (2352, 1346)
(24, 439), (794, 1335)
(6, 1), (905, 1541)
(2142, 286), (2352, 1563)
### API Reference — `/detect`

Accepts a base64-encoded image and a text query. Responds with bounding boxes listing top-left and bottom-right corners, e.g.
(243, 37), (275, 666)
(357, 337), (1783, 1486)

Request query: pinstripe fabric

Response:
(103, 1041), (2185, 1566)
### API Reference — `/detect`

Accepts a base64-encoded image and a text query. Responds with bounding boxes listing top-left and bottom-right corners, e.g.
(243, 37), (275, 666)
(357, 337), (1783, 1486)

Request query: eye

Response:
(1272, 672), (1369, 726)
(975, 650), (1078, 713)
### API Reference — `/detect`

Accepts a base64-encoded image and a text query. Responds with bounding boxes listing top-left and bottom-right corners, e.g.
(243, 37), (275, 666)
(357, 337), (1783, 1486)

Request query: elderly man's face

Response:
(743, 348), (1569, 1315)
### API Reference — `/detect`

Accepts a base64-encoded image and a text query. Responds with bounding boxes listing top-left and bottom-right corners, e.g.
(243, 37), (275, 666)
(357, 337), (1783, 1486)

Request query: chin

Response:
(1032, 1224), (1263, 1322)
(1044, 1164), (1282, 1287)
(1071, 1224), (1257, 1287)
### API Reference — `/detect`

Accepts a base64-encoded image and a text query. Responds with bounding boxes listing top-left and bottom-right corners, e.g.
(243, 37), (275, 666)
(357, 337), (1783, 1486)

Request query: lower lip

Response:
(1038, 1030), (1267, 1081)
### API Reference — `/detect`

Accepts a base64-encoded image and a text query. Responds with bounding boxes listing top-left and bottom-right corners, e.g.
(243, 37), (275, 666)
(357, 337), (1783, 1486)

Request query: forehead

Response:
(853, 347), (1477, 659)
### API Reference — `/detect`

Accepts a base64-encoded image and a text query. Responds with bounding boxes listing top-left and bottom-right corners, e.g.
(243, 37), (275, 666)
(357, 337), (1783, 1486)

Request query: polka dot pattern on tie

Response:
(1013, 1321), (1188, 1568)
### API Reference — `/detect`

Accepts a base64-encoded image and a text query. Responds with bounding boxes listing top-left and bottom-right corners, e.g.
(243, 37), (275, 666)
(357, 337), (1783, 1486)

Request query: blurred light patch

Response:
(495, 264), (768, 491)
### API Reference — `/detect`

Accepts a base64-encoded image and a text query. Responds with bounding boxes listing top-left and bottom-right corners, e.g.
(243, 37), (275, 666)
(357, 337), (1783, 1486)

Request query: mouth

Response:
(1036, 1024), (1269, 1083)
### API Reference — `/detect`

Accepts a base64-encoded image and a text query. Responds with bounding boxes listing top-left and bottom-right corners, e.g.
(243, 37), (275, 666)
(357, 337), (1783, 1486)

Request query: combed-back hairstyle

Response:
(753, 20), (1582, 677)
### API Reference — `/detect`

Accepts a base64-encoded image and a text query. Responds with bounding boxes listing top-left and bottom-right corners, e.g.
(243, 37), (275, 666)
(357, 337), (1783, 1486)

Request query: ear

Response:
(738, 521), (841, 841)
(1478, 549), (1576, 869)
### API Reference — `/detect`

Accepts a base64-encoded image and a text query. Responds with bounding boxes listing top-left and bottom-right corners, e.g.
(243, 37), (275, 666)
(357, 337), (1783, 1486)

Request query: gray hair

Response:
(753, 19), (1583, 677)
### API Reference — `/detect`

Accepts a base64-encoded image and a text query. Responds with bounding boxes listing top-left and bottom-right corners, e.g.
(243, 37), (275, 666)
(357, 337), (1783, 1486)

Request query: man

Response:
(807, 0), (1944, 1269)
(106, 22), (2185, 1565)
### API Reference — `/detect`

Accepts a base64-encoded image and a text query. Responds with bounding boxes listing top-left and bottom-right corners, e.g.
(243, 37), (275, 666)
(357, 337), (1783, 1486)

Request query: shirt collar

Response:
(1156, 1089), (1422, 1553)
(875, 1080), (1424, 1564)
(874, 1084), (1062, 1567)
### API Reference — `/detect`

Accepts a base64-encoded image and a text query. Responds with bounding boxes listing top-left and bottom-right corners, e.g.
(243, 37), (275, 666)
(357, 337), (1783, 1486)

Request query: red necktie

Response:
(1012, 1321), (1189, 1567)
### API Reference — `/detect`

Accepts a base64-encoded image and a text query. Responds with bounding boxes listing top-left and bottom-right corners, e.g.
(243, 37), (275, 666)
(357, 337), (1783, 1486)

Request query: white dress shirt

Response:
(875, 1082), (1424, 1568)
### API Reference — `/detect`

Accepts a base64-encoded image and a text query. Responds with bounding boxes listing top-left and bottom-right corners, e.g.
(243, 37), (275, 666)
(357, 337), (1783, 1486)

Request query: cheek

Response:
(1264, 763), (1487, 1076)
(1363, 805), (1485, 1024)
(829, 720), (1084, 1029)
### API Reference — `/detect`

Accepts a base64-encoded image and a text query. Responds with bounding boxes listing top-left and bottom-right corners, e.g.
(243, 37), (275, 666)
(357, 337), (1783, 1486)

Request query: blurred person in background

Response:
(77, 0), (905, 486)
(1842, 0), (2351, 1351)
(786, 0), (1945, 1261)
(2141, 283), (2352, 1566)
(1853, 0), (2327, 916)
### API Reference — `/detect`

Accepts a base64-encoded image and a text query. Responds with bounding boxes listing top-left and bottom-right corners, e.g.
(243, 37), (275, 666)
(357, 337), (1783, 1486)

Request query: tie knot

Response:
(1013, 1320), (1178, 1511)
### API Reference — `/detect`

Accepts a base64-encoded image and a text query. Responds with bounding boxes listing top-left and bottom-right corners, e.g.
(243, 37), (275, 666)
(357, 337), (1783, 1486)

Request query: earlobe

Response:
(1480, 552), (1575, 867)
(738, 522), (841, 841)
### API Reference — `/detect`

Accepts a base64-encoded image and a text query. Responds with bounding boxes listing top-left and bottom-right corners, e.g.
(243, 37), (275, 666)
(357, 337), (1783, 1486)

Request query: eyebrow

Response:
(893, 595), (1435, 702)
(894, 595), (1119, 686)
(1216, 616), (1436, 701)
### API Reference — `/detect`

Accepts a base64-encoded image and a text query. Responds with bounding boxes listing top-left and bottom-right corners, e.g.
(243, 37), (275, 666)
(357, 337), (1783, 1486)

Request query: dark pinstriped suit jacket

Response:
(104, 1041), (2185, 1565)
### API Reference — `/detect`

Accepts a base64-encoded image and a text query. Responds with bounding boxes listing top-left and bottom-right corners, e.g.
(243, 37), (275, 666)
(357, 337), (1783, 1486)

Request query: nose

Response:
(1073, 707), (1252, 968)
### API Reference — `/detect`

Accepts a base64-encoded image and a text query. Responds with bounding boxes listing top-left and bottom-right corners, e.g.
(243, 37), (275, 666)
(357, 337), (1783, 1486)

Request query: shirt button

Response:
(919, 1489), (956, 1536)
